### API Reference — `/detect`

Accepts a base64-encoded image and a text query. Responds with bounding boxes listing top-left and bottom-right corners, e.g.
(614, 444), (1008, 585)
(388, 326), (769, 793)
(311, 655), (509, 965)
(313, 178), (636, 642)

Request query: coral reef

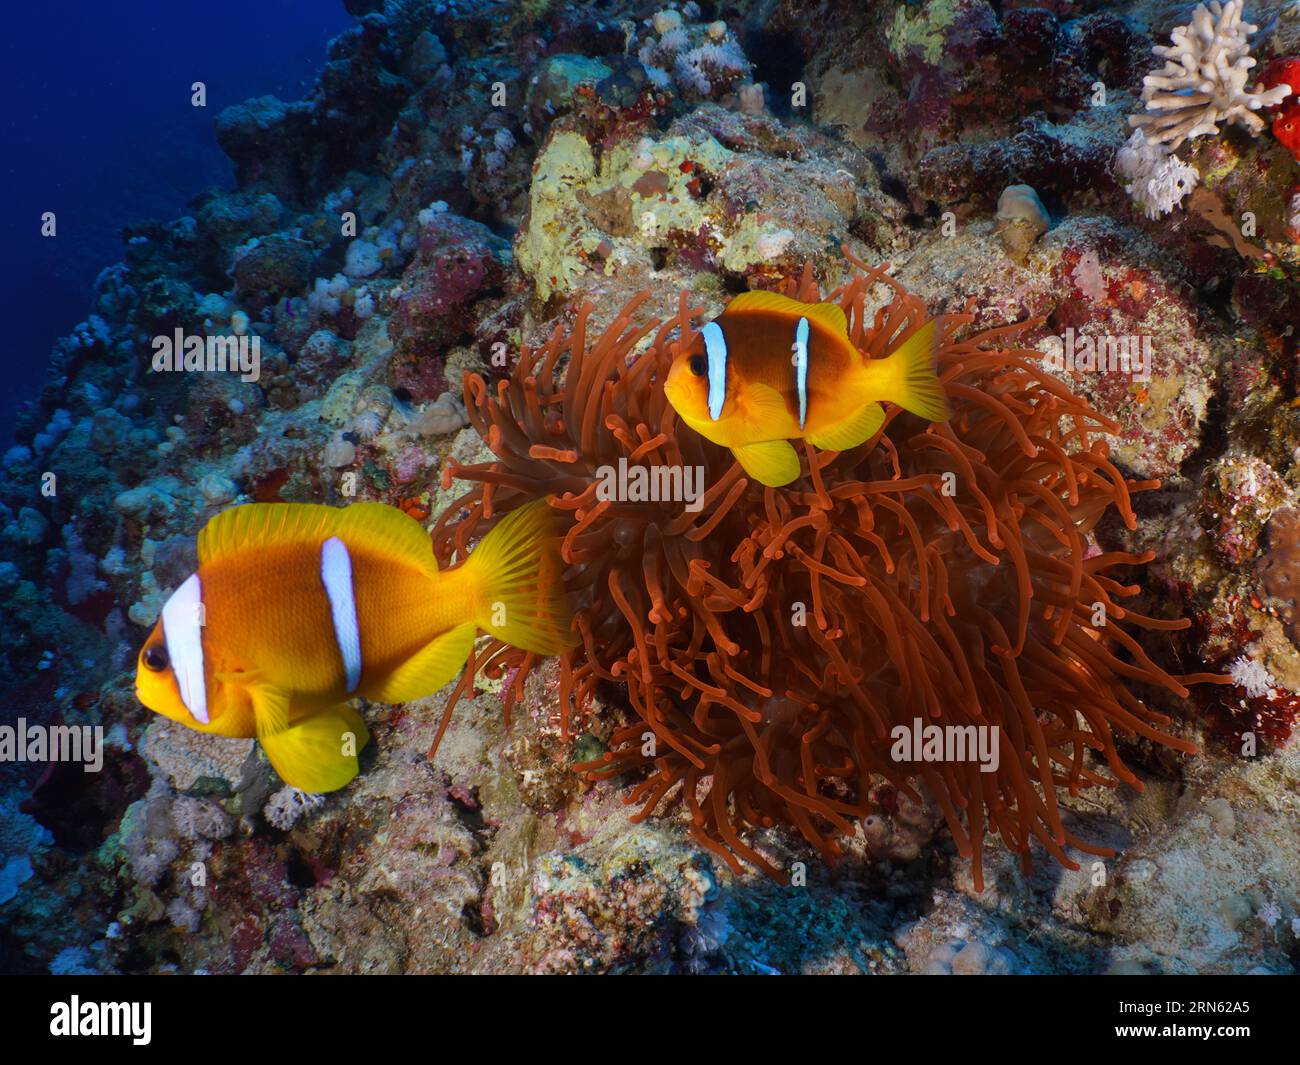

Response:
(3, 0), (1300, 975)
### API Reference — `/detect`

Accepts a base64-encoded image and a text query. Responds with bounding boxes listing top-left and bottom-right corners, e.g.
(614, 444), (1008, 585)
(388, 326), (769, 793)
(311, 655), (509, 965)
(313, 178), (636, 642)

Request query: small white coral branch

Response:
(1115, 130), (1199, 218)
(1130, 1), (1292, 150)
(1229, 653), (1275, 698)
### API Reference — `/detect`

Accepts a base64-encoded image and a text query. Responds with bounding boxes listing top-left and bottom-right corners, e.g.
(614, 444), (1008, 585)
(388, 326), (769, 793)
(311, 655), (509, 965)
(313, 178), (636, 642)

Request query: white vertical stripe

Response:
(794, 316), (809, 429)
(162, 573), (208, 724)
(702, 321), (728, 421)
(320, 537), (362, 693)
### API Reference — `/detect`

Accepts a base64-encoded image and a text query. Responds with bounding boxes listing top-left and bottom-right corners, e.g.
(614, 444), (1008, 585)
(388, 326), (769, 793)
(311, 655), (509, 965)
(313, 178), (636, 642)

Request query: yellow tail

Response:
(886, 320), (949, 423)
(465, 498), (577, 656)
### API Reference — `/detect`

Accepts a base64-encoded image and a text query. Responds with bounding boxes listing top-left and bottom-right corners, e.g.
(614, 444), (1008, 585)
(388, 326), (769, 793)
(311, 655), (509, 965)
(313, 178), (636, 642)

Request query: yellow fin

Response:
(883, 320), (949, 423)
(806, 402), (886, 452)
(252, 689), (368, 793)
(732, 439), (802, 486)
(726, 291), (848, 335)
(371, 622), (477, 703)
(250, 682), (291, 735)
(736, 379), (790, 433)
(467, 499), (577, 656)
(199, 502), (438, 575)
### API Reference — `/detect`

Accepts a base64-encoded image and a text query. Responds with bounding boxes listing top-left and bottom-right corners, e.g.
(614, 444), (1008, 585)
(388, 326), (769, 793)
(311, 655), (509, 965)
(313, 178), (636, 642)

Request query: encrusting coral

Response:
(429, 253), (1226, 890)
(1129, 0), (1291, 151)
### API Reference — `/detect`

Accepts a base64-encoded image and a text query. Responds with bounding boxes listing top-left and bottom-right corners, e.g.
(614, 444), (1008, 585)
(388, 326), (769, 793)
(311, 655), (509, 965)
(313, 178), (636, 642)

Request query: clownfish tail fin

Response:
(886, 320), (949, 423)
(466, 498), (577, 657)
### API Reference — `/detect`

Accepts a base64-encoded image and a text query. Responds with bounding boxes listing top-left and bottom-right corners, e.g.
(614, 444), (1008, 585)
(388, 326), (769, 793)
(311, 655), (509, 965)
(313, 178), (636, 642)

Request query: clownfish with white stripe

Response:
(134, 498), (575, 793)
(663, 291), (949, 487)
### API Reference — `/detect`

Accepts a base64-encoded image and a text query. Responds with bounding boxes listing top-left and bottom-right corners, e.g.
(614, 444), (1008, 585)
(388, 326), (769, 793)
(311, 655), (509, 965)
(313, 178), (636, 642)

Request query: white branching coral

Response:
(1115, 130), (1200, 218)
(1130, 1), (1292, 150)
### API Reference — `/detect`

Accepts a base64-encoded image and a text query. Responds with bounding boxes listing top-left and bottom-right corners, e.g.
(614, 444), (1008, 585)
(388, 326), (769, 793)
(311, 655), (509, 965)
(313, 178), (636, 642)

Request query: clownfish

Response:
(134, 498), (575, 793)
(663, 291), (949, 486)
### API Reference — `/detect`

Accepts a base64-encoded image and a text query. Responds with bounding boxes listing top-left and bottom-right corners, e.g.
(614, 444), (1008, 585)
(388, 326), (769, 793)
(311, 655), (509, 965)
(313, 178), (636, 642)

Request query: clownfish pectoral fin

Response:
(249, 681), (291, 736)
(732, 439), (802, 487)
(736, 380), (789, 433)
(253, 687), (369, 793)
(806, 401), (886, 453)
(371, 621), (478, 703)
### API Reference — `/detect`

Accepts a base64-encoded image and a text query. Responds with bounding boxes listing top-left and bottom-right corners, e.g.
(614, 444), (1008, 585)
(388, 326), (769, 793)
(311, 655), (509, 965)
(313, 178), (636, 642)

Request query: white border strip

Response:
(320, 536), (362, 693)
(161, 573), (208, 724)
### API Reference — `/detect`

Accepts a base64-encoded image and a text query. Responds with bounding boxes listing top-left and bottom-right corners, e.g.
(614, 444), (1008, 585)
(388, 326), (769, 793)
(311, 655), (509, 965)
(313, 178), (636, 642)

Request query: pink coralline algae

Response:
(392, 444), (436, 484)
(388, 211), (508, 358)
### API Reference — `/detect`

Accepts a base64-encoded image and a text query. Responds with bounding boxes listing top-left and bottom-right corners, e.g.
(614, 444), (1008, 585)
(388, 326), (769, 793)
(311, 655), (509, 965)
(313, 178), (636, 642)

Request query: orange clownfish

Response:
(134, 498), (575, 793)
(664, 291), (949, 486)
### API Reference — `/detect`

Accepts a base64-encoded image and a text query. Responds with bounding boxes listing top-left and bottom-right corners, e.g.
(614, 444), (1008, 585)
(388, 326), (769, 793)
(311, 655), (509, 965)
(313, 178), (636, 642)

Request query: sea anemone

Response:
(428, 253), (1223, 889)
(350, 409), (385, 440)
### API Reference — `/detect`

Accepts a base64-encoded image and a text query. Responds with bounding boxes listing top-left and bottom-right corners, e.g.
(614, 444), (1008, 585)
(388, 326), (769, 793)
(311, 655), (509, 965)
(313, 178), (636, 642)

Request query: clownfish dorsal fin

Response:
(726, 291), (848, 337)
(198, 502), (439, 576)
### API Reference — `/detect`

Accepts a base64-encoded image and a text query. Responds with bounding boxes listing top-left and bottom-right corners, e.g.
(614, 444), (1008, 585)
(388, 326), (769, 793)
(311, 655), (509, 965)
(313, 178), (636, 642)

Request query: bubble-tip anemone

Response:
(428, 252), (1224, 889)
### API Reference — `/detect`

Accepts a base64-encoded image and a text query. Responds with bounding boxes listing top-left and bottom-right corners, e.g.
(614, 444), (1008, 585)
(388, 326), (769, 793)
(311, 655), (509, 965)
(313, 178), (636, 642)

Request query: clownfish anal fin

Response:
(370, 621), (477, 704)
(806, 402), (886, 453)
(252, 684), (369, 793)
(732, 440), (801, 487)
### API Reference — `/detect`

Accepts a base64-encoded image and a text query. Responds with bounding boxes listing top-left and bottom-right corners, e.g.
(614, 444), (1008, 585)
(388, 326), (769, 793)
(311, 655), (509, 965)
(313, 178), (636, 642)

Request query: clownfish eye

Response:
(689, 354), (708, 376)
(143, 645), (169, 672)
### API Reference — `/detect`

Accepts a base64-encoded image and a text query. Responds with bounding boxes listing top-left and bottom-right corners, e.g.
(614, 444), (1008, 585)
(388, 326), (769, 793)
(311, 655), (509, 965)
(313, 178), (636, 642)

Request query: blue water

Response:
(0, 0), (353, 439)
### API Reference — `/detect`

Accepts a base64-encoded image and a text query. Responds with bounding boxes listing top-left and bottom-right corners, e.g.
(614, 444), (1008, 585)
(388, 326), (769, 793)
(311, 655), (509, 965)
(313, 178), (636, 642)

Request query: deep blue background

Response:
(0, 0), (354, 440)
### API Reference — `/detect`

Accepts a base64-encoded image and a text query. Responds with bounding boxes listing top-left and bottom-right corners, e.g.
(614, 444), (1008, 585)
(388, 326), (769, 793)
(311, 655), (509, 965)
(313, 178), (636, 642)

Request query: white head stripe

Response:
(794, 316), (810, 430)
(320, 537), (362, 694)
(702, 321), (728, 422)
(161, 573), (208, 724)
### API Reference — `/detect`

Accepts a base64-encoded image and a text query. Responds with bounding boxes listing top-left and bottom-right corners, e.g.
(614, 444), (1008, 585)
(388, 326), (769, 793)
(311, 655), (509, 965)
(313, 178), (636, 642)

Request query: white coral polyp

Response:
(1229, 653), (1276, 699)
(1115, 130), (1199, 219)
(1130, 0), (1293, 150)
